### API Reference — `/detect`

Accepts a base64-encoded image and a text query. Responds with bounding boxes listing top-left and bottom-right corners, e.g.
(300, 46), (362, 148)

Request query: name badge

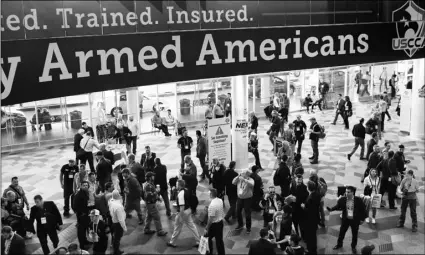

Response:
(69, 174), (74, 179)
(18, 198), (22, 204)
(185, 145), (189, 149)
(296, 127), (300, 131)
(345, 106), (349, 110)
(268, 209), (275, 214)
(347, 209), (353, 218)
(41, 217), (47, 224)
(375, 125), (378, 129)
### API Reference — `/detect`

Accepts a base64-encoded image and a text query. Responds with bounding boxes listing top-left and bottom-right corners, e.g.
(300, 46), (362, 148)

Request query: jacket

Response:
(366, 138), (378, 159)
(1, 233), (26, 255)
(251, 172), (264, 198)
(259, 193), (282, 215)
(367, 152), (382, 170)
(129, 162), (145, 184)
(377, 158), (398, 179)
(89, 219), (108, 253)
(276, 162), (292, 186)
(115, 127), (132, 144)
(270, 116), (281, 132)
(232, 175), (254, 199)
(250, 116), (258, 130)
(73, 189), (89, 215)
(74, 133), (83, 152)
(96, 158), (113, 181)
(196, 136), (207, 157)
(154, 164), (168, 190)
(224, 98), (232, 111)
(393, 151), (407, 173)
(303, 191), (321, 226)
(224, 168), (238, 197)
(125, 176), (143, 201)
(209, 164), (225, 193)
(28, 201), (62, 233)
(352, 123), (366, 139)
(140, 152), (156, 172)
(329, 196), (366, 223)
(336, 98), (346, 112)
(289, 181), (309, 220)
(101, 149), (115, 165)
(248, 238), (276, 255)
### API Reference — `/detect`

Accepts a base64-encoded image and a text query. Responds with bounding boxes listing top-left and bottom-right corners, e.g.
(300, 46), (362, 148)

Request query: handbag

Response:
(371, 194), (382, 208)
(391, 173), (402, 186)
(198, 236), (209, 255)
(76, 138), (91, 159)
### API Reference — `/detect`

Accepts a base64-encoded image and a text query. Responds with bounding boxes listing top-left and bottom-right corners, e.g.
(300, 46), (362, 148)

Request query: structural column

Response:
(410, 58), (425, 139)
(261, 76), (272, 104)
(232, 75), (249, 171)
(126, 88), (140, 127)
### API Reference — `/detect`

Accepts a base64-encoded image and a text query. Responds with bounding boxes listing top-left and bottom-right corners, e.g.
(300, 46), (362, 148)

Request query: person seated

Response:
(164, 109), (179, 132)
(311, 94), (324, 113)
(151, 111), (171, 136)
(105, 121), (118, 144)
(268, 206), (293, 251)
(303, 94), (313, 113)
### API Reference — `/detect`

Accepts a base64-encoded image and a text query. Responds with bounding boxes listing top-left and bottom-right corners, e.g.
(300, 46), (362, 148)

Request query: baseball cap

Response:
(89, 209), (100, 216)
(399, 144), (405, 149)
(309, 117), (316, 121)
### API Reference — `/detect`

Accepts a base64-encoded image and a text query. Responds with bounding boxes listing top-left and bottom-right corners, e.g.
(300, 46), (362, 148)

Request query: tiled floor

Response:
(1, 101), (424, 254)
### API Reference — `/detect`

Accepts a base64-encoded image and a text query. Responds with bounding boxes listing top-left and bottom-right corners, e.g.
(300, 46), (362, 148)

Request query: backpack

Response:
(184, 189), (199, 214)
(318, 177), (328, 197)
(315, 124), (326, 139)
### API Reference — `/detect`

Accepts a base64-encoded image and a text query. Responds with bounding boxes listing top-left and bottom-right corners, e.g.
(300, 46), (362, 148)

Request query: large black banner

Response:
(1, 22), (425, 105)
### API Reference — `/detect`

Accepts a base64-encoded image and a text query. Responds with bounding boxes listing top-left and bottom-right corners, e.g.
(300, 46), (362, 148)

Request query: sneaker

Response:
(371, 218), (376, 224)
(157, 231), (167, 236)
(63, 211), (71, 217)
(309, 156), (314, 159)
(365, 218), (370, 223)
(310, 161), (318, 164)
(347, 154), (351, 161)
(389, 207), (398, 210)
(235, 225), (244, 231)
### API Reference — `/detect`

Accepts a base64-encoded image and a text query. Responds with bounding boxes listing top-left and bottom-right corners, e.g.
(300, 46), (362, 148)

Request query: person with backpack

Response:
(308, 117), (322, 164)
(309, 171), (327, 228)
(167, 180), (201, 248)
(274, 155), (292, 198)
(233, 170), (255, 234)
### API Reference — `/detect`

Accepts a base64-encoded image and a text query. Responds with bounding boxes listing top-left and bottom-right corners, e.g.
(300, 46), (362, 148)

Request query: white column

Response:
(261, 76), (271, 104)
(126, 88), (140, 130)
(410, 58), (425, 139)
(232, 75), (249, 171)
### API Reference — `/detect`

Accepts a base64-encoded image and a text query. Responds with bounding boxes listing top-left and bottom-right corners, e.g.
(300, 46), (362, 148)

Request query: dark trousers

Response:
(208, 220), (225, 255)
(306, 104), (312, 113)
(380, 112), (386, 131)
(385, 110), (391, 120)
(337, 219), (359, 248)
(180, 151), (191, 170)
(343, 112), (350, 129)
(75, 153), (80, 166)
(112, 223), (124, 255)
(294, 137), (304, 155)
(280, 184), (290, 198)
(38, 228), (59, 255)
(293, 217), (305, 239)
(156, 124), (170, 135)
(225, 110), (231, 117)
(269, 131), (277, 146)
(379, 179), (396, 208)
(81, 152), (95, 172)
(311, 139), (319, 161)
(333, 111), (343, 124)
(304, 225), (318, 254)
(225, 193), (237, 220)
(399, 198), (418, 227)
(130, 136), (137, 154)
(348, 137), (365, 158)
(198, 155), (207, 177)
(63, 189), (73, 213)
(77, 213), (89, 248)
(159, 189), (171, 216)
(251, 149), (262, 169)
(312, 100), (323, 111)
(263, 213), (273, 227)
(236, 197), (252, 230)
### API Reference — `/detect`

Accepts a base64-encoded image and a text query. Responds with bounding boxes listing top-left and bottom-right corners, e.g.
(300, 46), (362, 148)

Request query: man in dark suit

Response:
(328, 186), (366, 254)
(73, 181), (90, 249)
(28, 195), (62, 255)
(73, 129), (84, 164)
(302, 181), (321, 254)
(1, 226), (26, 255)
(331, 94), (346, 125)
(82, 122), (94, 137)
(196, 130), (208, 179)
(289, 174), (309, 239)
(140, 146), (156, 173)
(95, 151), (113, 193)
(224, 93), (232, 117)
(248, 228), (276, 255)
(99, 143), (115, 165)
(128, 154), (145, 185)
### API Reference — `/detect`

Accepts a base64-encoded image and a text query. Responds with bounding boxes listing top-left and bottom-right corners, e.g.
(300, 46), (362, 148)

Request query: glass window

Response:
(357, 0), (379, 23)
(372, 63), (397, 97)
(138, 85), (159, 133)
(35, 97), (67, 143)
(335, 0), (357, 24)
(63, 94), (91, 140)
(311, 0), (335, 25)
(288, 71), (304, 111)
(347, 66), (361, 102)
(304, 69), (319, 98)
(319, 68), (348, 105)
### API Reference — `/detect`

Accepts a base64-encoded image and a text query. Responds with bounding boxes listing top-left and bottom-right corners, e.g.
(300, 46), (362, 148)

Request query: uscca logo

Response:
(392, 0), (425, 57)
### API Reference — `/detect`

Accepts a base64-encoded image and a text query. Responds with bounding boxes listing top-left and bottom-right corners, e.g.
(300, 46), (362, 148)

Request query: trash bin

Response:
(13, 116), (27, 136)
(180, 99), (190, 116)
(70, 110), (82, 129)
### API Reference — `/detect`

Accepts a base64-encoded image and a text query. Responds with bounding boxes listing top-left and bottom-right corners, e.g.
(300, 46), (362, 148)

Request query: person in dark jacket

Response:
(248, 228), (276, 255)
(331, 94), (346, 125)
(115, 123), (132, 154)
(269, 110), (281, 147)
(303, 94), (313, 114)
(343, 96), (353, 129)
(153, 158), (171, 217)
(209, 158), (226, 200)
(73, 129), (84, 164)
(60, 160), (79, 217)
(289, 174), (309, 239)
(285, 234), (305, 255)
(99, 143), (115, 165)
(249, 112), (259, 136)
(140, 146), (156, 173)
(365, 118), (378, 136)
(28, 195), (63, 255)
(366, 132), (379, 160)
(82, 122), (94, 138)
(260, 186), (282, 227)
(88, 209), (108, 255)
(276, 155), (292, 197)
(301, 181), (321, 255)
(251, 166), (264, 212)
(348, 118), (366, 161)
(95, 151), (113, 193)
(377, 151), (398, 209)
(1, 226), (26, 255)
(196, 130), (208, 179)
(249, 133), (263, 170)
(224, 161), (238, 223)
(393, 144), (410, 174)
(128, 154), (145, 186)
(73, 181), (90, 249)
(366, 145), (383, 179)
(122, 169), (144, 224)
(328, 186), (366, 254)
(293, 115), (307, 155)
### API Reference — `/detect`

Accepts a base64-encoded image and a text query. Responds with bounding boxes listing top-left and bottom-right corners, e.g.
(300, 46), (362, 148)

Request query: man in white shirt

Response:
(164, 109), (179, 135)
(205, 188), (225, 255)
(79, 131), (100, 172)
(167, 180), (200, 248)
(127, 115), (139, 155)
(378, 95), (388, 132)
(109, 190), (127, 255)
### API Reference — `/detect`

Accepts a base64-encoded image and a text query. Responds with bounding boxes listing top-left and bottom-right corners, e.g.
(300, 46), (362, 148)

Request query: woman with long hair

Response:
(268, 206), (293, 250)
(363, 168), (380, 224)
(343, 96), (353, 130)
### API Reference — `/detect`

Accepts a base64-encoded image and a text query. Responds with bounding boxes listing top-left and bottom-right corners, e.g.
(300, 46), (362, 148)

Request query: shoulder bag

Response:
(76, 138), (91, 159)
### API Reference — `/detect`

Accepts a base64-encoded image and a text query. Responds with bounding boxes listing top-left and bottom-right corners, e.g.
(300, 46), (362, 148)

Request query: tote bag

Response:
(371, 194), (382, 208)
(198, 236), (209, 255)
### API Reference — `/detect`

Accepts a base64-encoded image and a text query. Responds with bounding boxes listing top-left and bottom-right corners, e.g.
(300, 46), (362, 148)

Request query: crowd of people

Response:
(1, 90), (419, 255)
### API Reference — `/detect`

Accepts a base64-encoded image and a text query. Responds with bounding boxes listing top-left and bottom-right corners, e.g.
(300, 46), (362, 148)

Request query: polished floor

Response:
(1, 101), (424, 254)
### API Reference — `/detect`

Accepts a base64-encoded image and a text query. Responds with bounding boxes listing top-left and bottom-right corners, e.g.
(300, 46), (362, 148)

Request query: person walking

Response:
(153, 158), (171, 217)
(301, 181), (321, 254)
(328, 186), (366, 254)
(343, 96), (352, 130)
(122, 169), (144, 224)
(377, 151), (398, 209)
(205, 188), (226, 255)
(167, 180), (201, 248)
(347, 118), (366, 161)
(249, 133), (263, 170)
(73, 181), (90, 249)
(79, 131), (100, 172)
(224, 161), (238, 223)
(308, 117), (321, 164)
(28, 195), (63, 255)
(109, 190), (127, 255)
(59, 160), (79, 217)
(143, 172), (168, 236)
(73, 129), (84, 165)
(177, 130), (193, 170)
(233, 170), (255, 234)
(378, 96), (388, 132)
(366, 132), (379, 160)
(274, 155), (292, 197)
(383, 92), (392, 121)
(127, 115), (139, 155)
(397, 170), (419, 232)
(363, 169), (380, 224)
(196, 130), (208, 179)
(293, 115), (307, 155)
(331, 94), (345, 125)
(268, 110), (281, 148)
(95, 151), (113, 193)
